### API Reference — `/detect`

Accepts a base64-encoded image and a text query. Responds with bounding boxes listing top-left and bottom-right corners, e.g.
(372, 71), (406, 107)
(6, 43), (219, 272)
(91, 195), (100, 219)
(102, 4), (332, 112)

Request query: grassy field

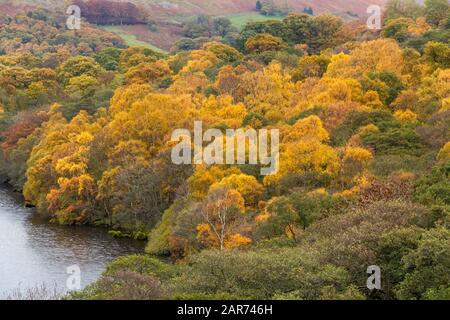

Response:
(228, 12), (284, 30)
(101, 26), (168, 54)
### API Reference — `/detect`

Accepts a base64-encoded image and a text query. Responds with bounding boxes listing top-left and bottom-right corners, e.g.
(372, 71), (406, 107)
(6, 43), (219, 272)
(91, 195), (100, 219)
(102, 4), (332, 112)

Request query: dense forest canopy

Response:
(0, 0), (449, 300)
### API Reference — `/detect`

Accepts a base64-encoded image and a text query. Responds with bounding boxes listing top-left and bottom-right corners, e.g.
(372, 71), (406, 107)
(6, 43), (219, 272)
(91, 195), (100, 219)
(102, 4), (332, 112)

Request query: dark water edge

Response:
(0, 184), (145, 299)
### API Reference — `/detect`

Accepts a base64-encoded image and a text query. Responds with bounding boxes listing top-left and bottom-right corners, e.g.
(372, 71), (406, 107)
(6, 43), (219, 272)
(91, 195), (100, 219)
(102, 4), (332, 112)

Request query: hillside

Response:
(1, 0), (387, 51)
(117, 0), (387, 17)
(1, 0), (387, 17)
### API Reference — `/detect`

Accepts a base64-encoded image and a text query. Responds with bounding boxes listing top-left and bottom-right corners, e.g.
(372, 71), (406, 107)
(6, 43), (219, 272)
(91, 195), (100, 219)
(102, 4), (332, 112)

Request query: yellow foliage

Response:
(240, 62), (294, 122)
(0, 103), (4, 119)
(169, 72), (210, 95)
(334, 187), (359, 198)
(212, 174), (264, 207)
(363, 91), (384, 109)
(197, 224), (252, 250)
(440, 98), (450, 112)
(343, 147), (374, 163)
(76, 131), (94, 145)
(255, 212), (271, 223)
(437, 142), (450, 162)
(354, 174), (372, 189)
(358, 124), (380, 135)
(109, 83), (153, 115)
(188, 166), (242, 200)
(325, 53), (352, 78)
(55, 158), (87, 177)
(394, 109), (418, 123)
(23, 110), (100, 210)
(179, 50), (218, 76)
(434, 69), (450, 99)
(201, 95), (247, 129)
(307, 188), (328, 196)
(265, 115), (340, 186)
(196, 223), (219, 247)
(326, 39), (404, 78)
(334, 174), (373, 198)
(224, 233), (252, 250)
(107, 92), (197, 155)
(108, 140), (151, 167)
(408, 17), (431, 36)
(285, 116), (330, 143)
(10, 20), (448, 258)
(311, 77), (363, 105)
(125, 60), (171, 84)
(265, 138), (340, 186)
(49, 103), (62, 115)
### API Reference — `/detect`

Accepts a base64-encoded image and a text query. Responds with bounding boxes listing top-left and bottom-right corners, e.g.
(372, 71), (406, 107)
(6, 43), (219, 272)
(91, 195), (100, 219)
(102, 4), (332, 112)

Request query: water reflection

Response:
(0, 186), (145, 298)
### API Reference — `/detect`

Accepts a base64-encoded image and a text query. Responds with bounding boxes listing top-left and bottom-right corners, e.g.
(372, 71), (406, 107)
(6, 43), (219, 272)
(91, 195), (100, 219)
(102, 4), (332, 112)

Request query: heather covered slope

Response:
(127, 0), (386, 17)
(1, 0), (386, 17)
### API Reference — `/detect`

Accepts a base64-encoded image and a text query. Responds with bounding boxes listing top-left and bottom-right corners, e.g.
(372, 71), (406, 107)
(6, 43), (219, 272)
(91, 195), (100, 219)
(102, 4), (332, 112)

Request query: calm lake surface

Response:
(0, 186), (145, 298)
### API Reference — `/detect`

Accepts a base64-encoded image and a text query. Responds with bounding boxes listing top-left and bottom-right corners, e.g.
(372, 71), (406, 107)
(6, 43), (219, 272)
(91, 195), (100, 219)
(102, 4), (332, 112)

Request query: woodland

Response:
(0, 0), (448, 300)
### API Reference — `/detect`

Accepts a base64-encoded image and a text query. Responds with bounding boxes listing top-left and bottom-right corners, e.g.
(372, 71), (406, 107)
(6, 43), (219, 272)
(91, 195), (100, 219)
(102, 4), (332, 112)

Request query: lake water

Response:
(0, 186), (145, 298)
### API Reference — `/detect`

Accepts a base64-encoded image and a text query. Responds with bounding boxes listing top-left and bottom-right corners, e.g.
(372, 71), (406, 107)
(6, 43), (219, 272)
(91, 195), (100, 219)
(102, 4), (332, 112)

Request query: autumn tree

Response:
(292, 55), (331, 81)
(73, 0), (145, 25)
(211, 173), (264, 208)
(265, 116), (340, 187)
(95, 47), (122, 71)
(424, 0), (450, 27)
(238, 62), (294, 122)
(385, 0), (423, 20)
(245, 34), (286, 53)
(424, 41), (450, 69)
(198, 185), (247, 250)
(57, 56), (103, 86)
(188, 166), (242, 201)
(124, 60), (172, 84)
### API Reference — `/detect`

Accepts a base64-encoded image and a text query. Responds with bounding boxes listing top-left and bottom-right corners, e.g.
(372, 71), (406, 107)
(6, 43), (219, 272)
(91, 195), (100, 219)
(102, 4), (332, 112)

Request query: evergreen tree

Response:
(303, 7), (314, 15)
(256, 0), (263, 12)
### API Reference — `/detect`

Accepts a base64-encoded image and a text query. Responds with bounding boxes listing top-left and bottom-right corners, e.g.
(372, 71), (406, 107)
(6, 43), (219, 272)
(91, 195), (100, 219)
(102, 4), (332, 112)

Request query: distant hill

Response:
(1, 0), (387, 19)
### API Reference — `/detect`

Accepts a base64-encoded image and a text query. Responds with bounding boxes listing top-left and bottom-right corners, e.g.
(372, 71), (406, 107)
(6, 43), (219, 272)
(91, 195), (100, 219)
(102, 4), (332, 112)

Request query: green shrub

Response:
(415, 161), (450, 207)
(332, 110), (396, 146)
(369, 153), (434, 177)
(361, 127), (425, 156)
(170, 248), (358, 300)
(395, 227), (450, 300)
(104, 254), (176, 280)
